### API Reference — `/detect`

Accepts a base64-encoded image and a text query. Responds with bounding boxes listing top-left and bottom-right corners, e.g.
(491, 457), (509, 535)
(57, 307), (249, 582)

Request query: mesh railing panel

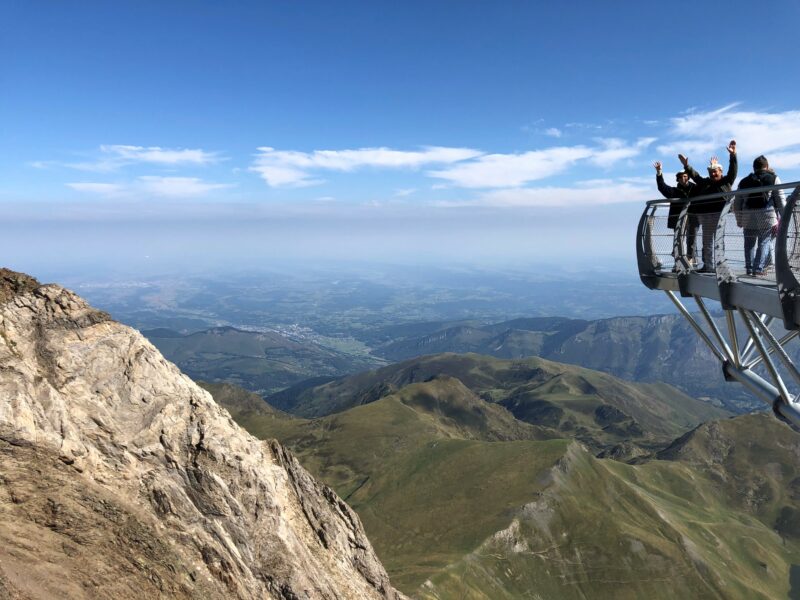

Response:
(682, 214), (700, 268)
(641, 182), (800, 289)
(786, 201), (800, 283)
(695, 212), (721, 272)
(721, 207), (779, 280)
(642, 204), (677, 273)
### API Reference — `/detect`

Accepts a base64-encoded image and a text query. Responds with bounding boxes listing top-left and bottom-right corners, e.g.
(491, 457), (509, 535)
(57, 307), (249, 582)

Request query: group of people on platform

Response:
(653, 139), (793, 277)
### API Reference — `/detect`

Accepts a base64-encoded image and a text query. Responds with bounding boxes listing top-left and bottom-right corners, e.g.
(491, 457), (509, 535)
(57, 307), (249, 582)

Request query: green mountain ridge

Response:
(267, 353), (729, 451)
(420, 423), (800, 599)
(146, 312), (780, 414)
(208, 381), (570, 590)
(367, 314), (770, 412)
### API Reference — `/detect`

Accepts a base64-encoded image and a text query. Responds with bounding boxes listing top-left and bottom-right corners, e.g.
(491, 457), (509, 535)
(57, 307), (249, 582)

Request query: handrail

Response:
(644, 179), (800, 206)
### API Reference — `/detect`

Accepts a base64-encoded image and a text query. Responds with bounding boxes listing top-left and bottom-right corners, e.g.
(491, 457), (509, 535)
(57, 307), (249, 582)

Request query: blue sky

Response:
(2, 1), (800, 272)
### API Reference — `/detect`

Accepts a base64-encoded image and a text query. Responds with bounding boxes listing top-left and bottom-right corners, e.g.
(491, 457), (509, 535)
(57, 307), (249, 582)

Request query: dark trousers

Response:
(685, 215), (699, 260)
(699, 213), (721, 269)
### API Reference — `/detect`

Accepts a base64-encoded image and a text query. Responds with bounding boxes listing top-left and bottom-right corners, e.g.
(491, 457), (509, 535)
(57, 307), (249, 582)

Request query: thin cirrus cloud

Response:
(138, 176), (233, 197)
(472, 180), (652, 208)
(250, 146), (483, 187)
(429, 137), (655, 189)
(66, 182), (125, 195)
(65, 145), (222, 172)
(769, 151), (800, 170)
(104, 145), (220, 165)
(656, 105), (800, 160)
(66, 176), (233, 198)
(427, 146), (593, 188)
(250, 138), (655, 191)
(589, 137), (656, 168)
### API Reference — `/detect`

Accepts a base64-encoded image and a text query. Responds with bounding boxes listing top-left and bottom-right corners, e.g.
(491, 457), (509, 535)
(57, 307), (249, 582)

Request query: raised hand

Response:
(678, 154), (689, 167)
(728, 139), (737, 154)
(653, 161), (662, 172)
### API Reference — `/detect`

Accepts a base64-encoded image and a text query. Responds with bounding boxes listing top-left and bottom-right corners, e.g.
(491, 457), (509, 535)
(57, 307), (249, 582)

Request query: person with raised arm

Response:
(681, 140), (738, 273)
(653, 161), (698, 268)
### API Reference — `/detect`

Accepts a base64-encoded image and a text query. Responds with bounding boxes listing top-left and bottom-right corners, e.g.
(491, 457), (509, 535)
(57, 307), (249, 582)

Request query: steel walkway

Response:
(637, 181), (800, 428)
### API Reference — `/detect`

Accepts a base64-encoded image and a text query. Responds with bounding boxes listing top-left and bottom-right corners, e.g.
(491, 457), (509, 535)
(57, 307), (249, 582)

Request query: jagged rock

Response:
(0, 268), (41, 305)
(0, 269), (404, 599)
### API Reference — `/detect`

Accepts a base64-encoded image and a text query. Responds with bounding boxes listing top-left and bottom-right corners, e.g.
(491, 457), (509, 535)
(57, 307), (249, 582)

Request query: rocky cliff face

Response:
(0, 269), (403, 599)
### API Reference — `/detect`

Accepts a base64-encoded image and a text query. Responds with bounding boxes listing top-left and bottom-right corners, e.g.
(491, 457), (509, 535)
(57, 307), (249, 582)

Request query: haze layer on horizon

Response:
(3, 199), (639, 276)
(3, 1), (800, 280)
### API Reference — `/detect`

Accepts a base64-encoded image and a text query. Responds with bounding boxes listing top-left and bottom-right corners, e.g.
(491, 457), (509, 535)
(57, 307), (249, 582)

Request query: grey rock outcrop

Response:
(0, 269), (403, 599)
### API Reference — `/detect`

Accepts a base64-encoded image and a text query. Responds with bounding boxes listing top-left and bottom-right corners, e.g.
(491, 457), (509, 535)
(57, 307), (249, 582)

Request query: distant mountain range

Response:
(144, 310), (774, 413)
(363, 314), (775, 413)
(264, 353), (728, 453)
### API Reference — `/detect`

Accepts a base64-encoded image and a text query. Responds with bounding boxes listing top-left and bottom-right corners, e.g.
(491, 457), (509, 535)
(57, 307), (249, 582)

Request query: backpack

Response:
(740, 171), (777, 209)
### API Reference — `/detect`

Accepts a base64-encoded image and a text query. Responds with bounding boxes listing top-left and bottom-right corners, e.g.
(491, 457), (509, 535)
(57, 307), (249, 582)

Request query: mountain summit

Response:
(0, 268), (403, 599)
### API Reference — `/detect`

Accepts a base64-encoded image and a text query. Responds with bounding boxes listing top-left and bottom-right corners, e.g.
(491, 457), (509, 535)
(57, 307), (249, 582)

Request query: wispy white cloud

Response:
(249, 137), (654, 191)
(65, 177), (233, 198)
(249, 162), (322, 188)
(545, 127), (562, 138)
(66, 182), (125, 195)
(394, 188), (416, 197)
(28, 160), (54, 169)
(657, 105), (800, 160)
(565, 121), (607, 131)
(474, 180), (651, 207)
(63, 145), (221, 172)
(428, 146), (593, 188)
(618, 175), (653, 186)
(427, 138), (653, 189)
(103, 145), (220, 165)
(590, 137), (655, 168)
(250, 146), (482, 187)
(770, 151), (800, 170)
(138, 176), (233, 197)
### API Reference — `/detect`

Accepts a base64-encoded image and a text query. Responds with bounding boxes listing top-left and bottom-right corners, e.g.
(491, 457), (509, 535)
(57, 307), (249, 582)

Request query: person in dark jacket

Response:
(680, 140), (738, 273)
(653, 161), (698, 267)
(735, 155), (786, 276)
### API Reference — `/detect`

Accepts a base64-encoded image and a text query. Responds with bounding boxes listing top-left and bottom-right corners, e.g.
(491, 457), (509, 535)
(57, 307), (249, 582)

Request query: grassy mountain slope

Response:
(370, 314), (762, 412)
(213, 376), (799, 598)
(211, 380), (565, 590)
(268, 353), (729, 451)
(420, 431), (800, 599)
(657, 412), (800, 538)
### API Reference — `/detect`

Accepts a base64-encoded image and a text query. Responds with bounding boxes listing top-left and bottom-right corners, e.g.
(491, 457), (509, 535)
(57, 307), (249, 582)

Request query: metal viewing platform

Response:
(637, 181), (800, 428)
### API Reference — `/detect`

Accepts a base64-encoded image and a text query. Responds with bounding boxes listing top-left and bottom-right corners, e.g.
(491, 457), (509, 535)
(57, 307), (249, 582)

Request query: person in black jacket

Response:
(653, 161), (698, 267)
(735, 155), (786, 276)
(680, 140), (738, 273)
